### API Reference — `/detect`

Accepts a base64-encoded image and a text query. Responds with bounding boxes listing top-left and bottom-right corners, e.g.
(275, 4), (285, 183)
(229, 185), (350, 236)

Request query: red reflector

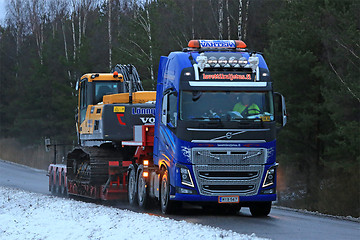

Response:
(122, 161), (132, 167)
(109, 161), (119, 167)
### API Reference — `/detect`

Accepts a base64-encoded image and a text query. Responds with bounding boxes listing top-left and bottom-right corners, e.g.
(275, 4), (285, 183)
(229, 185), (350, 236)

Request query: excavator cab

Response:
(76, 72), (124, 134)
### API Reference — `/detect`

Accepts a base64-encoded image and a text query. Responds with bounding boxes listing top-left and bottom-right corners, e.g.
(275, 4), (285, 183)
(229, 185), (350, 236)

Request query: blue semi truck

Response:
(47, 40), (286, 217)
(125, 39), (287, 216)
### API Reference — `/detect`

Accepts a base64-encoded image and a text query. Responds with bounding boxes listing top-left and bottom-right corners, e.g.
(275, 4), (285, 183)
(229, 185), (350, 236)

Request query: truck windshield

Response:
(180, 91), (274, 121)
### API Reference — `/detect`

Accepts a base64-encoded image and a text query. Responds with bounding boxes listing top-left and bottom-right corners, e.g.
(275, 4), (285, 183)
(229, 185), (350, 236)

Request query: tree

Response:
(266, 0), (359, 216)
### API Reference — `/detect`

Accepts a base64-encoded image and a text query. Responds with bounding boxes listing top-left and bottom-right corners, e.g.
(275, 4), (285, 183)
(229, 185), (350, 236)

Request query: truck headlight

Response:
(179, 167), (194, 188)
(262, 166), (276, 188)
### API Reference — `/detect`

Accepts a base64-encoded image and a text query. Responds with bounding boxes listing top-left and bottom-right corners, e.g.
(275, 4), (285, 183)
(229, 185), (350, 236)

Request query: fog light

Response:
(261, 188), (275, 194)
(178, 187), (193, 194)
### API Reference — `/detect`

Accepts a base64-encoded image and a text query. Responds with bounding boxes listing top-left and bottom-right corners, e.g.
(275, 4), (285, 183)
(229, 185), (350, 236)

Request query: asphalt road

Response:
(1, 159), (359, 240)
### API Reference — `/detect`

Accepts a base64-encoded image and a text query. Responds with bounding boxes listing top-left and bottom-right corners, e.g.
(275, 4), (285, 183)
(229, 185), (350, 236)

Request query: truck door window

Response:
(168, 93), (177, 127)
(162, 92), (178, 127)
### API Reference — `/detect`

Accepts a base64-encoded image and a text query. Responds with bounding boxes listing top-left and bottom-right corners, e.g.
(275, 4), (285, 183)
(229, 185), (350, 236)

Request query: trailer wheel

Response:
(160, 169), (180, 214)
(137, 168), (149, 208)
(49, 170), (55, 193)
(55, 170), (61, 195)
(60, 173), (67, 197)
(249, 202), (272, 217)
(127, 169), (137, 205)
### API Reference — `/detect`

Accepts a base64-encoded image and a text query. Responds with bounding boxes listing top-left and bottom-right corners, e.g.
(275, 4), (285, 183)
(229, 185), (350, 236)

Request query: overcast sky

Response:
(0, 0), (6, 24)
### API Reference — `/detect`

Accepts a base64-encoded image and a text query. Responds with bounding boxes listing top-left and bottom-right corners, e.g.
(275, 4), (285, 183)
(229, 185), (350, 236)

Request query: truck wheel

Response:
(137, 168), (149, 208)
(127, 169), (137, 205)
(249, 202), (272, 217)
(160, 169), (180, 214)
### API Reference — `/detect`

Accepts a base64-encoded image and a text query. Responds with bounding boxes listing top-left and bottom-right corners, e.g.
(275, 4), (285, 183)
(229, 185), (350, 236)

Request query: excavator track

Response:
(67, 146), (129, 185)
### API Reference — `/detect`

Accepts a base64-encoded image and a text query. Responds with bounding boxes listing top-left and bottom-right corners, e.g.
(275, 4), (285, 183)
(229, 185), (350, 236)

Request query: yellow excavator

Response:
(66, 64), (156, 187)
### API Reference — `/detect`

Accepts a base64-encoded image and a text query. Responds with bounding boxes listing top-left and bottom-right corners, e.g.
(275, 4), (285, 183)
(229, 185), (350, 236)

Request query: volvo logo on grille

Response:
(226, 132), (233, 139)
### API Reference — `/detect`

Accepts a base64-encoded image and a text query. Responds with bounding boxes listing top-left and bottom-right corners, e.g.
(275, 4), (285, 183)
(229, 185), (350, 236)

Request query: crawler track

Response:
(66, 146), (127, 185)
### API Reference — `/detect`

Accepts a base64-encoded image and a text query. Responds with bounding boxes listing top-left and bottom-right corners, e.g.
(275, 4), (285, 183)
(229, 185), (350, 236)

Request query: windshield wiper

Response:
(191, 117), (222, 122)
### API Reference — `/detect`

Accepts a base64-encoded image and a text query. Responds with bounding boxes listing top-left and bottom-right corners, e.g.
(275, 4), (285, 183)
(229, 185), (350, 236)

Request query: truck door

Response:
(159, 90), (178, 166)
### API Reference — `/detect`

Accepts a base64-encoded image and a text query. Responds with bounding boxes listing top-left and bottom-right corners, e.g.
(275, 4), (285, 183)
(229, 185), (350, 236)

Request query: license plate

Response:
(218, 196), (239, 203)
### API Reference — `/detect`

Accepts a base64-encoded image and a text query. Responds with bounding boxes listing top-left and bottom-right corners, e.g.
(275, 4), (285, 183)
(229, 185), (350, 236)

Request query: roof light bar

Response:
(187, 40), (247, 49)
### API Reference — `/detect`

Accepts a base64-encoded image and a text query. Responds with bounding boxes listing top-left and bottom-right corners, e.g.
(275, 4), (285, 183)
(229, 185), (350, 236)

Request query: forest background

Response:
(0, 0), (359, 217)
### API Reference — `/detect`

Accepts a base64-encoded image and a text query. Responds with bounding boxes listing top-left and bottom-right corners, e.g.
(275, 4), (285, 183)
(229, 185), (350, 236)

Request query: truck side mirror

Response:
(274, 92), (287, 130)
(161, 94), (168, 125)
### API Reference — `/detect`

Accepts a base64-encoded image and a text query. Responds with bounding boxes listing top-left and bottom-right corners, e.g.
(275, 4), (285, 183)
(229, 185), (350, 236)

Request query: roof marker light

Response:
(91, 73), (99, 79)
(188, 40), (200, 48)
(235, 40), (247, 48)
(113, 71), (119, 78)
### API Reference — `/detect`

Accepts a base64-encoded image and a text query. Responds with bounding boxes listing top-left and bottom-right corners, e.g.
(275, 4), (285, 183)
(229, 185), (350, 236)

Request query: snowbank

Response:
(0, 187), (268, 240)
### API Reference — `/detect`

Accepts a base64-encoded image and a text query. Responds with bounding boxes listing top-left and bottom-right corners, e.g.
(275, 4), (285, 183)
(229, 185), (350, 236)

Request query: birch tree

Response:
(243, 0), (250, 40)
(7, 0), (28, 73)
(218, 0), (223, 39)
(108, 0), (112, 70)
(129, 1), (155, 88)
(69, 0), (95, 62)
(48, 0), (67, 39)
(27, 0), (46, 65)
(226, 0), (230, 40)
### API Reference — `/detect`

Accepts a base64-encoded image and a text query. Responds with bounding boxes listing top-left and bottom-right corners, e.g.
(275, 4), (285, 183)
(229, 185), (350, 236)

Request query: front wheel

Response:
(160, 169), (181, 214)
(127, 169), (137, 205)
(249, 201), (272, 217)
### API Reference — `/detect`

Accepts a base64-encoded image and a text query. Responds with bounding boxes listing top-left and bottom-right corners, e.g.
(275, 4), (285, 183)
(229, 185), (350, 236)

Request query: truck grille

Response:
(191, 148), (266, 196)
(191, 147), (267, 165)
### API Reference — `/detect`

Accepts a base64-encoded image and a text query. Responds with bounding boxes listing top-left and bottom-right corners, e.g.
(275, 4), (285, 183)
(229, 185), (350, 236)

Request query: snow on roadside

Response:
(0, 187), (268, 240)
